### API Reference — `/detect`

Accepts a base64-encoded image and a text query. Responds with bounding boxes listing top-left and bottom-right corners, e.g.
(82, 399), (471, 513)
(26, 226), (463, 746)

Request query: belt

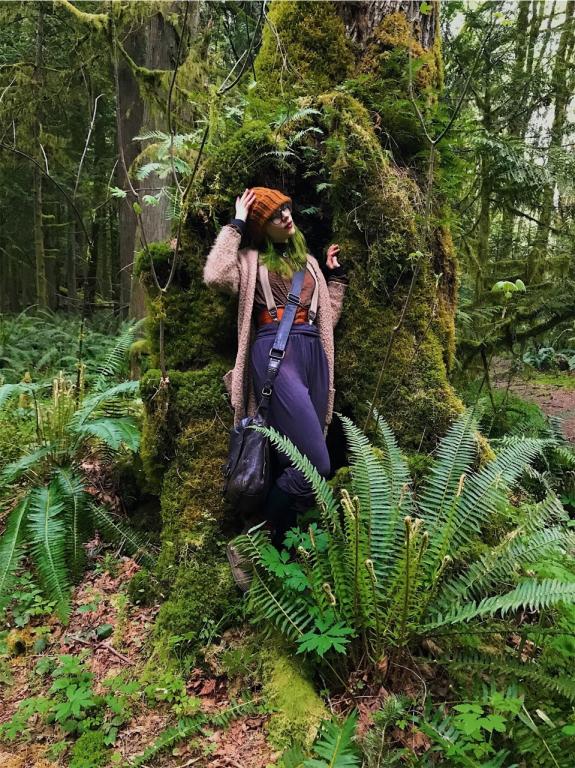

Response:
(258, 306), (311, 327)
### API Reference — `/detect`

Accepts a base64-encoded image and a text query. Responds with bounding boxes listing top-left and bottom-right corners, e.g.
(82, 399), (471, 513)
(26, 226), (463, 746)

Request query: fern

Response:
(253, 425), (340, 532)
(91, 504), (154, 568)
(93, 321), (141, 391)
(54, 469), (92, 582)
(27, 481), (70, 622)
(0, 498), (29, 597)
(242, 409), (575, 691)
(304, 712), (361, 768)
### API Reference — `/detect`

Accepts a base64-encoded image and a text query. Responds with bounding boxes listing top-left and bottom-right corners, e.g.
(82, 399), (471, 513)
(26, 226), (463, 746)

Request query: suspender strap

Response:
(307, 263), (319, 323)
(257, 269), (306, 417)
(258, 264), (278, 320)
(258, 261), (319, 325)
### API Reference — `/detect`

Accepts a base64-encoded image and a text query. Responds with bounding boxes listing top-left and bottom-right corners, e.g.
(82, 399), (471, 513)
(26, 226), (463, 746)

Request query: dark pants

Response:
(250, 323), (330, 498)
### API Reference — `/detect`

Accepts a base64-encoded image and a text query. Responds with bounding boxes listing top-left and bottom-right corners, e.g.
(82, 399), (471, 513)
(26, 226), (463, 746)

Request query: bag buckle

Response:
(269, 348), (285, 360)
(261, 385), (272, 397)
(287, 292), (301, 306)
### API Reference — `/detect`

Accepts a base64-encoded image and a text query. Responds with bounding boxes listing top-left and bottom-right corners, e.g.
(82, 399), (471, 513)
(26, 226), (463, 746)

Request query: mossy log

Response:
(140, 0), (463, 672)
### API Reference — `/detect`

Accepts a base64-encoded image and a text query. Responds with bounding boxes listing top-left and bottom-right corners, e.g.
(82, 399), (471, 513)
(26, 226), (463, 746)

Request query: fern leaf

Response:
(69, 380), (139, 430)
(0, 445), (52, 486)
(248, 574), (315, 641)
(0, 498), (30, 599)
(448, 437), (545, 553)
(90, 504), (154, 567)
(446, 652), (575, 703)
(74, 417), (140, 452)
(252, 426), (340, 531)
(94, 322), (141, 391)
(304, 711), (360, 767)
(418, 408), (479, 531)
(435, 515), (573, 610)
(27, 481), (71, 622)
(54, 469), (92, 582)
(427, 579), (575, 629)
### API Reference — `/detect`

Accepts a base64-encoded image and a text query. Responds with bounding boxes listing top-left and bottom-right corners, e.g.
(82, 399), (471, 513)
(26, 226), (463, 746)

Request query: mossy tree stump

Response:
(140, 0), (462, 688)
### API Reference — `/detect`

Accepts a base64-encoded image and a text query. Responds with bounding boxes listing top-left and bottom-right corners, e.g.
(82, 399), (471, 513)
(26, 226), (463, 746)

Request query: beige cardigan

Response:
(203, 225), (346, 432)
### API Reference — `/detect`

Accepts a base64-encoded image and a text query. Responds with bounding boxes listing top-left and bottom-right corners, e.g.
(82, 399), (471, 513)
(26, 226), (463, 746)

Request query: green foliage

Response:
(0, 654), (139, 743)
(0, 312), (140, 385)
(127, 699), (264, 768)
(238, 410), (575, 686)
(0, 332), (152, 620)
(280, 712), (361, 767)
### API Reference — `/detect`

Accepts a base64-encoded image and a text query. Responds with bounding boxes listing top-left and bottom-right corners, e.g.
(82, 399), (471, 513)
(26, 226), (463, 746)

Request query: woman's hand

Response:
(326, 243), (341, 270)
(235, 188), (256, 222)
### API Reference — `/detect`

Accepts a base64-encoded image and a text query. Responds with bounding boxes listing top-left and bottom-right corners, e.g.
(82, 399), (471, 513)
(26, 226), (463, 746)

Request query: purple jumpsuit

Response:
(249, 322), (331, 500)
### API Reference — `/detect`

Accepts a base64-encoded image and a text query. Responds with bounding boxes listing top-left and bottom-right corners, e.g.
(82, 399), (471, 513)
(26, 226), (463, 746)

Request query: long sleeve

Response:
(327, 279), (347, 327)
(203, 224), (242, 295)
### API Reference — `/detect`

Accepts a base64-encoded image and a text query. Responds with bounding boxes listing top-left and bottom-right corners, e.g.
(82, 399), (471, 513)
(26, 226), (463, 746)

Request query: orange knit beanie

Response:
(247, 187), (292, 237)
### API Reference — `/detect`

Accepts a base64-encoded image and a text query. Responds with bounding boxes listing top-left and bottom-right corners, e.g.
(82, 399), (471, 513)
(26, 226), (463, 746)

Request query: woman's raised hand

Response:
(326, 243), (341, 270)
(235, 188), (256, 222)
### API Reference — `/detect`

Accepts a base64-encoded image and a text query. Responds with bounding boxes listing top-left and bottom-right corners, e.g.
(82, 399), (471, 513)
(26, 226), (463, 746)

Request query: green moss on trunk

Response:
(139, 0), (462, 700)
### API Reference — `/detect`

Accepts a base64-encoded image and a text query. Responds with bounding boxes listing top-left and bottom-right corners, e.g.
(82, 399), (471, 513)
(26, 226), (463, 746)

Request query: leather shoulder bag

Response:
(223, 268), (306, 510)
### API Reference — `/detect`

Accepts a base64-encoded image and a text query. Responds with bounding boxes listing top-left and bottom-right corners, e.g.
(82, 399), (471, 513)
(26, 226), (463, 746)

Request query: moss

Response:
(127, 568), (160, 606)
(55, 0), (108, 31)
(140, 364), (231, 489)
(69, 731), (109, 768)
(152, 418), (239, 646)
(255, 1), (353, 95)
(134, 240), (174, 284)
(261, 642), (327, 748)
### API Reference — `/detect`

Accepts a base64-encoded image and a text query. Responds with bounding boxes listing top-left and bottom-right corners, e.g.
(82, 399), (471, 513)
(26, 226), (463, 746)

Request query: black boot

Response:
(263, 484), (298, 549)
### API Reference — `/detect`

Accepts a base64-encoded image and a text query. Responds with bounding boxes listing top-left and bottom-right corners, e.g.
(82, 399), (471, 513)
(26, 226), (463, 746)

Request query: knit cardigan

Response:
(203, 224), (347, 432)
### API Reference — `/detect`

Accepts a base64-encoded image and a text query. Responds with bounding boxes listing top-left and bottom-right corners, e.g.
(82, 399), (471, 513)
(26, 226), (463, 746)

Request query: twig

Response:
(75, 92), (104, 199)
(69, 634), (134, 666)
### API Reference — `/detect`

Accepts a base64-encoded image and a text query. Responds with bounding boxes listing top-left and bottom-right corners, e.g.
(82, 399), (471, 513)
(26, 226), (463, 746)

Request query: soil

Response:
(0, 553), (278, 768)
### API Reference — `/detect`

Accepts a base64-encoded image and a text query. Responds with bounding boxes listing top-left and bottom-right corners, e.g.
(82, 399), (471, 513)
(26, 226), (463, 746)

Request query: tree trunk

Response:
(140, 0), (462, 692)
(115, 24), (145, 318)
(527, 0), (574, 282)
(67, 203), (77, 308)
(33, 3), (47, 309)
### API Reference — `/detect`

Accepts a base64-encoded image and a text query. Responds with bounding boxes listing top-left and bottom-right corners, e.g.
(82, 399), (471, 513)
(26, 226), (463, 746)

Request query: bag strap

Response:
(257, 268), (306, 418)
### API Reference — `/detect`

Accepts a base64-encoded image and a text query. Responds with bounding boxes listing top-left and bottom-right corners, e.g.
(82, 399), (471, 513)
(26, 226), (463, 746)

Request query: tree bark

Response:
(527, 0), (574, 282)
(33, 3), (47, 309)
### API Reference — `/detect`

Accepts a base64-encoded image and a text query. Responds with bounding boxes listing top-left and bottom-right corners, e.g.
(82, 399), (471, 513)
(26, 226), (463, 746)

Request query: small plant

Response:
(0, 654), (139, 744)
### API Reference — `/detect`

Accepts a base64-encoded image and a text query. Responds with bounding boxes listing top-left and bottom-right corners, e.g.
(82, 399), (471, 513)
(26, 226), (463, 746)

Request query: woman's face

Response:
(264, 203), (295, 243)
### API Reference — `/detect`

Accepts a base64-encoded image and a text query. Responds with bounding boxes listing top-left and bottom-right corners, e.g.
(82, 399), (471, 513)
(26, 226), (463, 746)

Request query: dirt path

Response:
(492, 367), (575, 441)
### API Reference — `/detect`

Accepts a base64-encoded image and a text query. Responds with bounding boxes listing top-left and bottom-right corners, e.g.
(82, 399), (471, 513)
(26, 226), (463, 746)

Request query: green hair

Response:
(257, 226), (309, 277)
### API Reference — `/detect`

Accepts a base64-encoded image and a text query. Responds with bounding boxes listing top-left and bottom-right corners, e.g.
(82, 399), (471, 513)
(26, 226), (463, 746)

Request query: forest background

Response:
(1, 1), (575, 767)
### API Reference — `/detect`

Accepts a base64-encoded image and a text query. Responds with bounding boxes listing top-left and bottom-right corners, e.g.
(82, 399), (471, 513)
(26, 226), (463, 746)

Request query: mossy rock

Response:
(261, 641), (328, 749)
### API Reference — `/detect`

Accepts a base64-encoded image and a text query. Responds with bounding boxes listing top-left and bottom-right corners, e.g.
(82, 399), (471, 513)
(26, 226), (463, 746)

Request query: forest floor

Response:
(492, 365), (575, 441)
(0, 552), (278, 768)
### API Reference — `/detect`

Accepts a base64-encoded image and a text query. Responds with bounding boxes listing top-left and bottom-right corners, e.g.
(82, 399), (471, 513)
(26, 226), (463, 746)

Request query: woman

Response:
(204, 187), (347, 561)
